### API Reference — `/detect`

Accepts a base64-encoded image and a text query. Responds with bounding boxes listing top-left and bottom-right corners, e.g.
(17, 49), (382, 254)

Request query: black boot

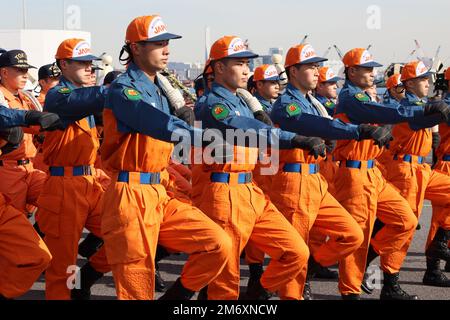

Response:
(71, 262), (104, 300)
(303, 281), (313, 300)
(78, 233), (104, 259)
(313, 265), (338, 280)
(306, 252), (338, 284)
(341, 293), (360, 300)
(245, 263), (271, 300)
(158, 278), (195, 300)
(423, 257), (450, 287)
(380, 272), (418, 300)
(155, 262), (166, 293)
(361, 244), (379, 294)
(425, 228), (450, 262)
(197, 286), (208, 300)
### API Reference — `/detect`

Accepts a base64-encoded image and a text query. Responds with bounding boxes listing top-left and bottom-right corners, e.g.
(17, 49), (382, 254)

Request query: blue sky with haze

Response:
(0, 0), (448, 68)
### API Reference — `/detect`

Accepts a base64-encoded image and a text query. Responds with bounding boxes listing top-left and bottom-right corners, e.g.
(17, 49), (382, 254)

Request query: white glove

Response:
(156, 73), (185, 110)
(236, 88), (263, 113)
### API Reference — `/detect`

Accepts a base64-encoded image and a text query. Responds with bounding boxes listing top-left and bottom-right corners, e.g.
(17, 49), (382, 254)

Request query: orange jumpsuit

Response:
(0, 193), (52, 298)
(100, 63), (232, 300)
(308, 156), (339, 256)
(0, 85), (46, 214)
(379, 95), (450, 270)
(37, 78), (111, 300)
(193, 82), (310, 300)
(333, 82), (419, 296)
(429, 120), (450, 248)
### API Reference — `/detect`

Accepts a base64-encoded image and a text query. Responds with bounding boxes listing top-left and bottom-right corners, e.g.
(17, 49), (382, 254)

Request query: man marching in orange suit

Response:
(38, 38), (111, 300)
(0, 106), (63, 299)
(100, 15), (232, 300)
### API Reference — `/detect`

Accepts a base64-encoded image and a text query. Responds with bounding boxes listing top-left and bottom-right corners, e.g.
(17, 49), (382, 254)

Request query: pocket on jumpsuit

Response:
(101, 214), (147, 265)
(208, 183), (232, 227)
(37, 194), (63, 238)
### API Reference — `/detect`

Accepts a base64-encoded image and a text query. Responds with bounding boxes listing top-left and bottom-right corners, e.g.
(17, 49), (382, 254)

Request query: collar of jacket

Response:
(285, 83), (312, 106)
(211, 82), (242, 107)
(57, 76), (76, 90)
(403, 91), (426, 105)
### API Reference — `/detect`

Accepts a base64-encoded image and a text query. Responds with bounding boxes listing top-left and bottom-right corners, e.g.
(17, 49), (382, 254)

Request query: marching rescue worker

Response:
(38, 38), (111, 300)
(314, 66), (343, 117)
(0, 50), (63, 214)
(100, 15), (232, 300)
(431, 67), (450, 274)
(375, 61), (450, 287)
(0, 107), (66, 299)
(333, 48), (450, 300)
(269, 43), (397, 299)
(194, 35), (329, 300)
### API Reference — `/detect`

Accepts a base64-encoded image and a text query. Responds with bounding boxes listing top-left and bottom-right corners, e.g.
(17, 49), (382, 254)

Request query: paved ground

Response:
(19, 200), (450, 300)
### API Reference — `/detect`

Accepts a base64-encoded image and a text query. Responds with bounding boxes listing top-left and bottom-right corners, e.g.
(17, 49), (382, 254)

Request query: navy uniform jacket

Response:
(105, 63), (202, 144)
(0, 105), (27, 128)
(335, 80), (428, 125)
(195, 83), (296, 149)
(44, 76), (107, 129)
(271, 83), (361, 140)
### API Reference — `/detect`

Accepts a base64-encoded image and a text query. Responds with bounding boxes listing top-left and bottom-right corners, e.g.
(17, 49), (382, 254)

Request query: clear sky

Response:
(0, 0), (449, 68)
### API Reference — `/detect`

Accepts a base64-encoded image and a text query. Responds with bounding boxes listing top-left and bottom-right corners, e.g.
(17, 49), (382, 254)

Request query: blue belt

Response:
(343, 160), (375, 169)
(283, 163), (319, 174)
(394, 154), (424, 164)
(49, 165), (92, 176)
(117, 171), (161, 184)
(443, 154), (450, 161)
(210, 172), (252, 184)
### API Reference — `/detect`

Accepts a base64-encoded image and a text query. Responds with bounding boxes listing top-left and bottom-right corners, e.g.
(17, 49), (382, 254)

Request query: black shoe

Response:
(158, 278), (195, 300)
(302, 281), (313, 300)
(423, 257), (450, 287)
(425, 228), (450, 262)
(380, 272), (418, 300)
(78, 233), (104, 259)
(197, 286), (208, 300)
(341, 293), (360, 300)
(245, 279), (272, 300)
(312, 265), (338, 279)
(245, 263), (271, 300)
(71, 262), (104, 300)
